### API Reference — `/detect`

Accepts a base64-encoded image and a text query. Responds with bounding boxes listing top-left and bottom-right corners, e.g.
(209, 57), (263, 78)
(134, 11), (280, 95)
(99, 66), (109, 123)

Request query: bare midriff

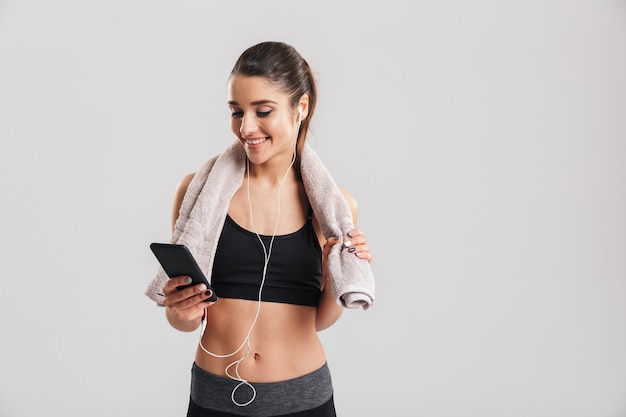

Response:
(194, 297), (326, 383)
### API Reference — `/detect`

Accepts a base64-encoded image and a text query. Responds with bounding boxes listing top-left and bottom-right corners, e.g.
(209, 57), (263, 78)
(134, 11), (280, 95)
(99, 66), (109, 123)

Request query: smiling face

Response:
(228, 75), (304, 167)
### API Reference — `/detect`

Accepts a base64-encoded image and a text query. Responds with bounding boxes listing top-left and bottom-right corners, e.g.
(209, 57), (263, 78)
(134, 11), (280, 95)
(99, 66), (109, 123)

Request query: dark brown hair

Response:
(230, 41), (317, 176)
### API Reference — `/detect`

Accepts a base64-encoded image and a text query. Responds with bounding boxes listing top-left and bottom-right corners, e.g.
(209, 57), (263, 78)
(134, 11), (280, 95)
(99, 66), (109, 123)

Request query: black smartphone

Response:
(149, 242), (218, 302)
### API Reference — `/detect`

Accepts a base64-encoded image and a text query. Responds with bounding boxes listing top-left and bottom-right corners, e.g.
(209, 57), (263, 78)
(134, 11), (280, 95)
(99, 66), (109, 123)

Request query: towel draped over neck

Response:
(145, 140), (375, 310)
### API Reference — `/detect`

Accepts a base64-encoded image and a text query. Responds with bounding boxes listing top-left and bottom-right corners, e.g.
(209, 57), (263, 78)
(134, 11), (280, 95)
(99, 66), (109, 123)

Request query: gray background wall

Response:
(1, 1), (625, 416)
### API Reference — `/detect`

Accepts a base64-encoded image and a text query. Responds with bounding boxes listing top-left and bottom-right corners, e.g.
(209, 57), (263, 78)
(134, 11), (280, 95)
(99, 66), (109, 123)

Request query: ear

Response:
(297, 94), (310, 122)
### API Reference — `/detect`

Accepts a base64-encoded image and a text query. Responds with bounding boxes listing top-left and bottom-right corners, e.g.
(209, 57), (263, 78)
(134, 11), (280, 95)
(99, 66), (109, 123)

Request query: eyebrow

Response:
(228, 99), (278, 106)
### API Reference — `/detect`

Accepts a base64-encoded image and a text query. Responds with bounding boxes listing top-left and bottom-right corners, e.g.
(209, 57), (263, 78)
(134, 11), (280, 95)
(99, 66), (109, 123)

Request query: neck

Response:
(246, 155), (297, 187)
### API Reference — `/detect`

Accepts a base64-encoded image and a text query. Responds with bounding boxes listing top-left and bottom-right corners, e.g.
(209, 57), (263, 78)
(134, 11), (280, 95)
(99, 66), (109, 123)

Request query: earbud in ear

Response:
(298, 108), (303, 123)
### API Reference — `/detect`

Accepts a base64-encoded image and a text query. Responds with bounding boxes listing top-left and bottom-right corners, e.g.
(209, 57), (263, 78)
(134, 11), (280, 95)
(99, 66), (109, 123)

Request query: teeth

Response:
(246, 138), (266, 145)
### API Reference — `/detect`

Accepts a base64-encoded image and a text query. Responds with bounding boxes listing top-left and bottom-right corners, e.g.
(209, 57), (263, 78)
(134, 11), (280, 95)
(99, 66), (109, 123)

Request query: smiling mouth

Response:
(245, 137), (268, 145)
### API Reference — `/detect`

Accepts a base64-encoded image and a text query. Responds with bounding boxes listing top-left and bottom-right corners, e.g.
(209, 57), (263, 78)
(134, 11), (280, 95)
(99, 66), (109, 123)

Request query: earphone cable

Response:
(198, 118), (300, 406)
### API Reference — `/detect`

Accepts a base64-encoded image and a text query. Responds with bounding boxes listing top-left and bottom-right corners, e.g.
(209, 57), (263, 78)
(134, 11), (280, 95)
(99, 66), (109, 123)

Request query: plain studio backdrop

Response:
(1, 1), (625, 416)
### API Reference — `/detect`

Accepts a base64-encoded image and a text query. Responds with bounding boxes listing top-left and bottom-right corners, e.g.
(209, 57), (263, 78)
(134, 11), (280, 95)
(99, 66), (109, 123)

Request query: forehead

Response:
(227, 75), (290, 105)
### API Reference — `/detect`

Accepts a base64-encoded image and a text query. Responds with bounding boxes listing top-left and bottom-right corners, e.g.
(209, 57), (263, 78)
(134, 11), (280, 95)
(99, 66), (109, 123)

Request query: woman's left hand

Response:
(320, 228), (372, 290)
(342, 228), (372, 263)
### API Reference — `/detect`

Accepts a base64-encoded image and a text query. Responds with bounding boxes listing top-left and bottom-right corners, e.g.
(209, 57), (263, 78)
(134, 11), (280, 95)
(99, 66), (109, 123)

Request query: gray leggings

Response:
(188, 362), (336, 417)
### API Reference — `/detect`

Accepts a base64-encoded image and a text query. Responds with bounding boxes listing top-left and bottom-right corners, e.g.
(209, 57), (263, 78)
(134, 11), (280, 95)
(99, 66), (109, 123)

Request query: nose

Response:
(240, 113), (258, 137)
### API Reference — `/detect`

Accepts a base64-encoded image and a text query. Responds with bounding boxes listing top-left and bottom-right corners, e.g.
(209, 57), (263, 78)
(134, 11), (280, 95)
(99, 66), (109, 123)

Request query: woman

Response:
(147, 41), (374, 416)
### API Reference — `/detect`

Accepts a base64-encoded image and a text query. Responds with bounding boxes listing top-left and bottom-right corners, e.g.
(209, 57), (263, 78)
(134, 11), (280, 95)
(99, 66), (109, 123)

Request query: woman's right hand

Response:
(162, 276), (215, 331)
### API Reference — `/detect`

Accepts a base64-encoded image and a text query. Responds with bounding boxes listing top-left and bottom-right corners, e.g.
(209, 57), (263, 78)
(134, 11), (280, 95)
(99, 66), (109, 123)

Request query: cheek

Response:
(265, 118), (281, 133)
(267, 116), (293, 137)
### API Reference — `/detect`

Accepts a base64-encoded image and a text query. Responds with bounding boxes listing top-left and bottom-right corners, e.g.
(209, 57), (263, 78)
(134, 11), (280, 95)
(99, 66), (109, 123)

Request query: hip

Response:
(188, 361), (335, 417)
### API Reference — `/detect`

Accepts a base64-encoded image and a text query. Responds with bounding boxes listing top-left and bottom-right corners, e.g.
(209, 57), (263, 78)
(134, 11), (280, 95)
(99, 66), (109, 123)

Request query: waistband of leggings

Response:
(189, 362), (333, 416)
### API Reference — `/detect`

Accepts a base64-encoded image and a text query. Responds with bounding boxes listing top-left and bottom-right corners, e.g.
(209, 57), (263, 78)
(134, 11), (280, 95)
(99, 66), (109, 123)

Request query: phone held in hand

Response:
(149, 242), (218, 302)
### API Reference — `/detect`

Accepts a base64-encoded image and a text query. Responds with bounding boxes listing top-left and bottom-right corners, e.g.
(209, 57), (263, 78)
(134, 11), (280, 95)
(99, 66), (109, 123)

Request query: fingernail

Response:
(332, 236), (339, 241)
(348, 247), (356, 253)
(347, 231), (355, 238)
(184, 277), (192, 283)
(344, 240), (352, 247)
(205, 290), (212, 297)
(198, 284), (207, 291)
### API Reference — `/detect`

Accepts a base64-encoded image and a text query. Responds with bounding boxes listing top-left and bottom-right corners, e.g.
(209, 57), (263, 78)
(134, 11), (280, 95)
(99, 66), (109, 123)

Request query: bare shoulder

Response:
(311, 187), (360, 241)
(175, 172), (196, 200)
(171, 172), (196, 230)
(339, 187), (359, 225)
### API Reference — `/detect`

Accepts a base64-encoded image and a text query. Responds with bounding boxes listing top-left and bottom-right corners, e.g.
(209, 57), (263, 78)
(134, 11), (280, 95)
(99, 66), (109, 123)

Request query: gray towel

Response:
(145, 140), (375, 309)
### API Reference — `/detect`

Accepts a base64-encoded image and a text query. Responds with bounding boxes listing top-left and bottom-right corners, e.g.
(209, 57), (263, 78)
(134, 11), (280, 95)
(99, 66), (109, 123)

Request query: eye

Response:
(230, 110), (243, 118)
(257, 110), (272, 118)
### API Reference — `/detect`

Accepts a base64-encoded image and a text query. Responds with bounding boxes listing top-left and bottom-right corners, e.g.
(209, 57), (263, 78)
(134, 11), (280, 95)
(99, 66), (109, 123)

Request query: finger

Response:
(343, 235), (367, 250)
(165, 296), (206, 321)
(163, 282), (208, 307)
(355, 245), (372, 262)
(346, 242), (371, 261)
(162, 275), (192, 295)
(173, 289), (213, 311)
(323, 236), (341, 256)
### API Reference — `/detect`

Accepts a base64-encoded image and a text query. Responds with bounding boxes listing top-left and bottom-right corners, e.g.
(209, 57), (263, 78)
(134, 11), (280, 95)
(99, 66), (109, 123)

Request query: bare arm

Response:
(163, 173), (215, 332)
(170, 173), (195, 231)
(315, 188), (372, 331)
(315, 236), (344, 331)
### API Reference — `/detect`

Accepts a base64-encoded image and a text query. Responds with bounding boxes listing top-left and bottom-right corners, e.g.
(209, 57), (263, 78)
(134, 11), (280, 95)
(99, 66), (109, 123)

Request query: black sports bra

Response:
(211, 214), (323, 306)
